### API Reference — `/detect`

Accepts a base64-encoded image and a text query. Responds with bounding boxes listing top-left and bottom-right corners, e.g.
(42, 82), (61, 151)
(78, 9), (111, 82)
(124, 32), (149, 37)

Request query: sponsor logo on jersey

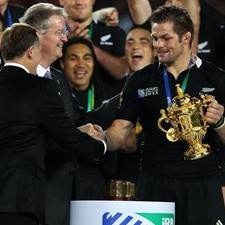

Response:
(137, 87), (159, 98)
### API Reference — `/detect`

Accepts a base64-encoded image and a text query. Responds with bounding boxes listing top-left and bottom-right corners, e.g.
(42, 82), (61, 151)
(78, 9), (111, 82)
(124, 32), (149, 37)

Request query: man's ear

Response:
(26, 46), (34, 59)
(183, 32), (192, 44)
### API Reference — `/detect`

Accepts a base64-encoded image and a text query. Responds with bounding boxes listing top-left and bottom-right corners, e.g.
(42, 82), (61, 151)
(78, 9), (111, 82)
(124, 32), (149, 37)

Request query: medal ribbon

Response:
(88, 22), (93, 38)
(87, 84), (94, 112)
(163, 54), (194, 107)
(6, 9), (13, 27)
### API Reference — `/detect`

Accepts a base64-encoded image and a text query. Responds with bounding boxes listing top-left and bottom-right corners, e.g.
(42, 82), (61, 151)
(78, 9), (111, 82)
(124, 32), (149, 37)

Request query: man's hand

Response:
(92, 7), (119, 27)
(78, 123), (99, 137)
(66, 19), (89, 39)
(93, 124), (106, 142)
(205, 97), (224, 126)
(78, 123), (106, 142)
(104, 8), (119, 27)
(164, 0), (182, 6)
(204, 96), (225, 144)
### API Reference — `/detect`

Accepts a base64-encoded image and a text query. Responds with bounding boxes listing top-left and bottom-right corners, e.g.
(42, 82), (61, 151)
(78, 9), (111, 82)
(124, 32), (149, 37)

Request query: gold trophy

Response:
(158, 84), (213, 160)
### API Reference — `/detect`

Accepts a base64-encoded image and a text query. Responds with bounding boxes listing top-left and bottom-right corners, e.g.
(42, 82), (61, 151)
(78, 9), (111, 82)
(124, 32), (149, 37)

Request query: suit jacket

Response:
(0, 66), (105, 224)
(45, 68), (120, 225)
(45, 68), (87, 225)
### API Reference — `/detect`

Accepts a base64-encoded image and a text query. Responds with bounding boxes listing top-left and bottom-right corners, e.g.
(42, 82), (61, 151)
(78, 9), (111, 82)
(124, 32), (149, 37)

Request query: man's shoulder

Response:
(133, 62), (159, 77)
(1, 65), (28, 75)
(50, 67), (63, 75)
(50, 67), (67, 79)
(128, 63), (159, 86)
(50, 67), (72, 88)
(0, 66), (50, 91)
(200, 59), (225, 71)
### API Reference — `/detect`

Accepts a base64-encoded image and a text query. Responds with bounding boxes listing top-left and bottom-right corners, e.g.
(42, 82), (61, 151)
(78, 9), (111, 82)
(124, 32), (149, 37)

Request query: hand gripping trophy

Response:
(158, 84), (213, 160)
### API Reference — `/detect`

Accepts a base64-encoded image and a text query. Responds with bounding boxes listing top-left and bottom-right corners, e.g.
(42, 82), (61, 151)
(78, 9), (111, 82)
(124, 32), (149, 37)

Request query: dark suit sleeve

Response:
(86, 94), (121, 130)
(40, 80), (105, 162)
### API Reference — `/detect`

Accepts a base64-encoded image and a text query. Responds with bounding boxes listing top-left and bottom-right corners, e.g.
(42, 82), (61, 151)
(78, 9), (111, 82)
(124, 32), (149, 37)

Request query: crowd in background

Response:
(9, 0), (225, 30)
(7, 0), (225, 70)
(10, 0), (225, 26)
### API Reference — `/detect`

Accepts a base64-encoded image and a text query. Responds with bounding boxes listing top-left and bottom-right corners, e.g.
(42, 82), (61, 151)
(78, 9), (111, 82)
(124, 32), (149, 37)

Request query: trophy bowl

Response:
(158, 84), (212, 160)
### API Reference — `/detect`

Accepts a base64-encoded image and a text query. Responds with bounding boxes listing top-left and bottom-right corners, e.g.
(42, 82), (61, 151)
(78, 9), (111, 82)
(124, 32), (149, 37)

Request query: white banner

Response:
(70, 200), (175, 225)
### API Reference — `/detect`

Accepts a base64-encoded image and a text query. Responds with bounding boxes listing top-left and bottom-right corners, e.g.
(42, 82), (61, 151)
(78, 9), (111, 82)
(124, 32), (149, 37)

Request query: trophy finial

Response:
(176, 84), (184, 98)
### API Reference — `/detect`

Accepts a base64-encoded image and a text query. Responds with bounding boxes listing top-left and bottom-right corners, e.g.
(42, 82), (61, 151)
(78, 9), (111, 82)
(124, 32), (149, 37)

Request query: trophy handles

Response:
(158, 109), (170, 133)
(158, 109), (179, 142)
(200, 94), (214, 108)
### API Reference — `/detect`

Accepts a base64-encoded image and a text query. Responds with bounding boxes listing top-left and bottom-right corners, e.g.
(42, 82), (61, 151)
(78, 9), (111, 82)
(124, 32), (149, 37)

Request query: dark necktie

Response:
(44, 70), (52, 79)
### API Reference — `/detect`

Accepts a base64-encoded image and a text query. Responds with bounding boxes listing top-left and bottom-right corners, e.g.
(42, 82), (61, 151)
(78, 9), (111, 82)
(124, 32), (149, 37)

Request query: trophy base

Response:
(184, 143), (211, 160)
(105, 180), (136, 200)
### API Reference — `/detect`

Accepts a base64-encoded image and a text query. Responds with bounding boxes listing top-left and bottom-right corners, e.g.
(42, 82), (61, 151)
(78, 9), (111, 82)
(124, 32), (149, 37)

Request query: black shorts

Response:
(137, 171), (225, 225)
(220, 151), (225, 186)
(0, 213), (39, 225)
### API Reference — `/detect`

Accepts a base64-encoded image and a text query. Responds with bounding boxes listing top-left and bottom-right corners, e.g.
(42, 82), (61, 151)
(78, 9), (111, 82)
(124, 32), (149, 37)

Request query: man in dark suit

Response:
(20, 3), (120, 225)
(0, 23), (106, 225)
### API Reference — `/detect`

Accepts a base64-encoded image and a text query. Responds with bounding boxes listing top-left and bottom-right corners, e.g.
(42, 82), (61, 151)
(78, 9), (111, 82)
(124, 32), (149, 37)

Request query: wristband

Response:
(212, 116), (225, 129)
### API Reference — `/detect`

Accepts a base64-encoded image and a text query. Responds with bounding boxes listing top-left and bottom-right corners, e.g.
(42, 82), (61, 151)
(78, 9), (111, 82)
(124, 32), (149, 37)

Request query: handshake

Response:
(78, 123), (138, 153)
(78, 123), (106, 143)
(78, 122), (138, 153)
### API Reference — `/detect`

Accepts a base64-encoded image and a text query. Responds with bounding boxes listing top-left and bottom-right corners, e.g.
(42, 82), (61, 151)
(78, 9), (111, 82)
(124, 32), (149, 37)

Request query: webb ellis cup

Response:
(158, 84), (213, 160)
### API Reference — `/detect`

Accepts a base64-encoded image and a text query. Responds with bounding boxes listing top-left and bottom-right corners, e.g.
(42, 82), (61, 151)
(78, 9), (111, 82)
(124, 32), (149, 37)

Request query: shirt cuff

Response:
(100, 140), (107, 154)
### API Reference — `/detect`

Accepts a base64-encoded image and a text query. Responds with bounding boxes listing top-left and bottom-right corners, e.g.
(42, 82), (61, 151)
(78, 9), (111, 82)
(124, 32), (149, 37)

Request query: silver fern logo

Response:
(201, 87), (215, 93)
(100, 34), (113, 45)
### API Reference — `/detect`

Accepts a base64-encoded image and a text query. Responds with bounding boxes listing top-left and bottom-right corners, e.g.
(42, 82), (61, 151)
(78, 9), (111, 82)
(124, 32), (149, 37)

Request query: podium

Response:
(70, 200), (175, 225)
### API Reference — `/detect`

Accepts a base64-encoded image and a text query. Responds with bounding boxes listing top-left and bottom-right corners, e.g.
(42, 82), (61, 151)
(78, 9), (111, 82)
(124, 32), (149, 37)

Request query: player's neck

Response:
(165, 51), (193, 79)
(79, 16), (93, 28)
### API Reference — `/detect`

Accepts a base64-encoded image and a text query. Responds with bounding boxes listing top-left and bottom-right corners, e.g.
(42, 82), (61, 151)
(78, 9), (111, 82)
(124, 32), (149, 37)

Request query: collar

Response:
(195, 56), (202, 68)
(4, 62), (29, 73)
(36, 64), (51, 77)
(157, 54), (202, 69)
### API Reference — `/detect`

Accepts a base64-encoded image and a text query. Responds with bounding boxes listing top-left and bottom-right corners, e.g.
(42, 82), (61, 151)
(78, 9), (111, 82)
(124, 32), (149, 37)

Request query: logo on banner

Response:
(102, 212), (174, 225)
